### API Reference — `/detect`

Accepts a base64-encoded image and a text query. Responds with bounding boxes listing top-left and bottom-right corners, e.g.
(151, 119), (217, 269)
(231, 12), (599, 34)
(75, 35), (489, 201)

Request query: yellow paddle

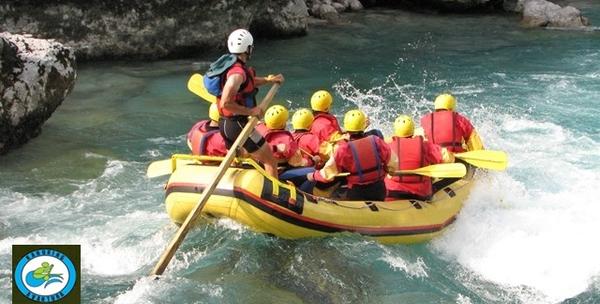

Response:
(187, 73), (217, 103)
(454, 150), (508, 171)
(146, 157), (199, 178)
(151, 83), (280, 276)
(392, 163), (466, 178)
(337, 163), (466, 178)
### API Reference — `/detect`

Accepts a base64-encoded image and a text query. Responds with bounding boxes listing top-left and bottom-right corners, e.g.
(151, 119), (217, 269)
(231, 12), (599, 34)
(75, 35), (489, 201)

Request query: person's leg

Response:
(279, 167), (315, 186)
(300, 180), (315, 194)
(229, 120), (277, 178)
(250, 144), (278, 178)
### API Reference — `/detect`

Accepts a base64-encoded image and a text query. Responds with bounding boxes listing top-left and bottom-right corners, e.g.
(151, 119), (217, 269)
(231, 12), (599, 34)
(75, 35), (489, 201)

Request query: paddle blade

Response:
(187, 74), (217, 103)
(396, 163), (467, 178)
(146, 158), (196, 178)
(455, 150), (508, 171)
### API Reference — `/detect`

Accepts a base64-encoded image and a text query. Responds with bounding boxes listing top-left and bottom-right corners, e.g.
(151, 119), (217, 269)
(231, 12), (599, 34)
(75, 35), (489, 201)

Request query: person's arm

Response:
(425, 141), (454, 164)
(221, 74), (262, 117)
(307, 146), (341, 182)
(458, 115), (484, 151)
(327, 131), (349, 143)
(288, 149), (308, 167)
(376, 138), (396, 174)
(466, 130), (484, 151)
(254, 74), (285, 86)
(386, 151), (399, 174)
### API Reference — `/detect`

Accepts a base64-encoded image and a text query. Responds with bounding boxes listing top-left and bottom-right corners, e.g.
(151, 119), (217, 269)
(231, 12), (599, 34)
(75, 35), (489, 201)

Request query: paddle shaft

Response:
(336, 163), (466, 178)
(151, 83), (280, 276)
(336, 170), (432, 177)
(299, 147), (317, 158)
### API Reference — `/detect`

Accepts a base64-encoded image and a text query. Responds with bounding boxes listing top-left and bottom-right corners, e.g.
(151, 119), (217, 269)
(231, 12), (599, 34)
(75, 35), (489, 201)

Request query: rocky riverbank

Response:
(0, 0), (310, 61)
(0, 33), (76, 155)
(0, 0), (591, 62)
(0, 0), (590, 154)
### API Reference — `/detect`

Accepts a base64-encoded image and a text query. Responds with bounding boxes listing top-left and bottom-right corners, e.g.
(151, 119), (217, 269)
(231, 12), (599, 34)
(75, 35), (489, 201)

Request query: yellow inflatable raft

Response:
(164, 155), (475, 244)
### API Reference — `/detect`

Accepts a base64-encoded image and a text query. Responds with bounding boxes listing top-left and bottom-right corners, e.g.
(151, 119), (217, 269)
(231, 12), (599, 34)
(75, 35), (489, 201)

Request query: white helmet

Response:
(227, 29), (253, 54)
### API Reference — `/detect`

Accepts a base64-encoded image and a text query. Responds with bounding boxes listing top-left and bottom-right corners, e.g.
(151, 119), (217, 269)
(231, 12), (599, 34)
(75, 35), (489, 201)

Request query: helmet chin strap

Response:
(245, 50), (252, 60)
(237, 52), (250, 62)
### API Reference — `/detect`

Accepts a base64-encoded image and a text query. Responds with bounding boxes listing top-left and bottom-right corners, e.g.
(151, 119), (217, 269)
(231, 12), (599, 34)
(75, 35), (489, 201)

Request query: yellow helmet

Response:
(310, 90), (333, 112)
(343, 109), (367, 132)
(393, 115), (414, 137)
(292, 108), (314, 130)
(434, 94), (456, 111)
(209, 103), (220, 122)
(265, 105), (289, 130)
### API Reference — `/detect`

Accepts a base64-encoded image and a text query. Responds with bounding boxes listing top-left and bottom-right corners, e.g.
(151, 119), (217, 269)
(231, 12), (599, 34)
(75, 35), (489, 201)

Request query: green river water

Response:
(2, 2), (600, 303)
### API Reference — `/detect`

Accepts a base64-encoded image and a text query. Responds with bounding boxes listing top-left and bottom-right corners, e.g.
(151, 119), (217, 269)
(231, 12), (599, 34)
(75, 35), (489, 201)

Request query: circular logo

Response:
(14, 249), (76, 303)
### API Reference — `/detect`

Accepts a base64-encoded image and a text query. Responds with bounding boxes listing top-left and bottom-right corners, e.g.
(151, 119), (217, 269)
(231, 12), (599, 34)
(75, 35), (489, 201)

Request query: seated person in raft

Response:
(305, 110), (398, 201)
(258, 105), (320, 188)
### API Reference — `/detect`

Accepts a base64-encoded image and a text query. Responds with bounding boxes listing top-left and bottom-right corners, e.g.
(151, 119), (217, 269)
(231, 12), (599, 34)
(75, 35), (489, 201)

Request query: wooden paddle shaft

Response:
(151, 83), (280, 276)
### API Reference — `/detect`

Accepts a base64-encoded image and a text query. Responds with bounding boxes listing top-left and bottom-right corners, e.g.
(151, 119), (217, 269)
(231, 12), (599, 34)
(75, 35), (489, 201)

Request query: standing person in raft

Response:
(420, 94), (484, 153)
(204, 29), (284, 178)
(385, 115), (454, 201)
(306, 110), (398, 201)
(187, 103), (227, 157)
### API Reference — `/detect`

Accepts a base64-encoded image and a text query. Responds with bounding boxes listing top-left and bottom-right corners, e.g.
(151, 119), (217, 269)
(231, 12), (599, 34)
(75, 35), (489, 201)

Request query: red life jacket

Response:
(292, 131), (307, 142)
(421, 111), (464, 152)
(264, 129), (296, 160)
(293, 131), (320, 166)
(345, 136), (387, 186)
(385, 136), (434, 199)
(217, 61), (257, 117)
(310, 112), (341, 142)
(391, 136), (424, 184)
(188, 120), (223, 156)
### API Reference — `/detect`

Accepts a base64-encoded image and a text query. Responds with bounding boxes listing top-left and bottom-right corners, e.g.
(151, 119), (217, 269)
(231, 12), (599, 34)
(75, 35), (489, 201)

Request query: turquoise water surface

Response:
(2, 2), (600, 303)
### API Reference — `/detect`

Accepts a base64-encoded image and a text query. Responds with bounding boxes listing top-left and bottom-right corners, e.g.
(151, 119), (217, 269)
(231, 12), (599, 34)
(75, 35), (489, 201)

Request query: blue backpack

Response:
(203, 54), (238, 97)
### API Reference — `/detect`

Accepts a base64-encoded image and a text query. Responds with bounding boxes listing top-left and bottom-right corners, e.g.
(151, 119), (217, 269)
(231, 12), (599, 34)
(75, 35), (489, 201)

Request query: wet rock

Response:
(333, 2), (346, 12)
(0, 33), (76, 155)
(307, 0), (363, 22)
(0, 1), (308, 61)
(251, 0), (309, 37)
(349, 0), (364, 11)
(503, 0), (526, 12)
(321, 4), (341, 20)
(521, 0), (590, 28)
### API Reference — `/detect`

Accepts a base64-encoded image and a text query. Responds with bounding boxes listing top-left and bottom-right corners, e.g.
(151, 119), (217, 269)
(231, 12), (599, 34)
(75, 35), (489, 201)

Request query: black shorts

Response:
(347, 180), (386, 201)
(219, 116), (266, 153)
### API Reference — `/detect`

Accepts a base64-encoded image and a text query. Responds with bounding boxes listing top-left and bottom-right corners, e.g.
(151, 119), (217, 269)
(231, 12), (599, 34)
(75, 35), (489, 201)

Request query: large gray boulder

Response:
(0, 0), (308, 61)
(0, 33), (76, 155)
(252, 0), (309, 37)
(521, 0), (590, 28)
(307, 0), (363, 21)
